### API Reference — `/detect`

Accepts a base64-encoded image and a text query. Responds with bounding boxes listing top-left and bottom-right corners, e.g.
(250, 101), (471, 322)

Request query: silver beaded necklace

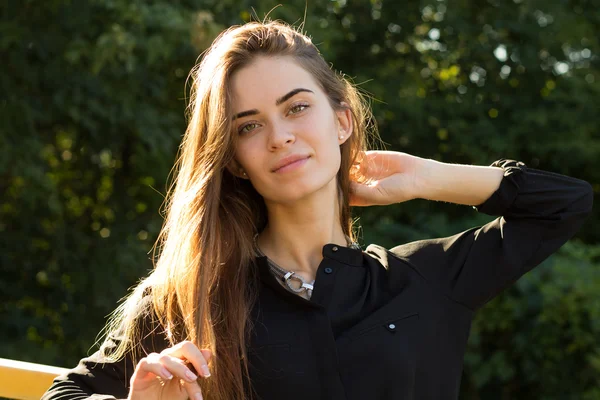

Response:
(254, 235), (360, 300)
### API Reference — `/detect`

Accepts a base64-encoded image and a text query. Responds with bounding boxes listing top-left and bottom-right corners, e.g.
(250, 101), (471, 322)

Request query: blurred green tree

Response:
(0, 0), (224, 364)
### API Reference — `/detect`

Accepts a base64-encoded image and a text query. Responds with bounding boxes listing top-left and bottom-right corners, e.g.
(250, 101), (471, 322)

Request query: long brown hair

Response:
(101, 20), (375, 400)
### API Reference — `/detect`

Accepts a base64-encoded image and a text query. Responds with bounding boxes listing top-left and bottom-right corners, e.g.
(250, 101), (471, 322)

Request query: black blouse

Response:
(42, 160), (593, 400)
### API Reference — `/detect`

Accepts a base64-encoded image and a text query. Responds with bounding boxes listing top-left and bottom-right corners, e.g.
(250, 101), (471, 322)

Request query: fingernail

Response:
(161, 368), (173, 380)
(185, 370), (198, 381)
(201, 365), (211, 377)
(194, 393), (203, 400)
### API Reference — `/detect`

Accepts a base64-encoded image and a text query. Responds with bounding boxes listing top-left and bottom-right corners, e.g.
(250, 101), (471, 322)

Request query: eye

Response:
(288, 103), (309, 115)
(238, 122), (260, 135)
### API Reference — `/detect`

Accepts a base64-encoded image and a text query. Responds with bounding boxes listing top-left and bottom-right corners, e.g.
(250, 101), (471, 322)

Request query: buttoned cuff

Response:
(473, 159), (527, 216)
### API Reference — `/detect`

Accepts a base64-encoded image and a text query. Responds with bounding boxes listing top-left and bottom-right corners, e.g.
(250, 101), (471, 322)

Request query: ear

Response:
(335, 102), (353, 144)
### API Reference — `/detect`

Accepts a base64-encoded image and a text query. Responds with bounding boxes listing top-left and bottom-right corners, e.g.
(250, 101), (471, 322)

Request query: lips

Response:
(272, 154), (310, 172)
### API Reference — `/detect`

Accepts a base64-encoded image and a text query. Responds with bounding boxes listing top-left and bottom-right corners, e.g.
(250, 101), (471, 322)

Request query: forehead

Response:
(230, 56), (321, 110)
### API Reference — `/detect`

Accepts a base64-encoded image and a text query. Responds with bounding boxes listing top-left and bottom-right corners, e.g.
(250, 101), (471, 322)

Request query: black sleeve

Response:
(390, 159), (593, 310)
(42, 297), (170, 400)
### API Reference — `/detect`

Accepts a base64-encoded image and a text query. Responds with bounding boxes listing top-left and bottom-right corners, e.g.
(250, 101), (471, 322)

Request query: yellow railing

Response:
(0, 357), (68, 400)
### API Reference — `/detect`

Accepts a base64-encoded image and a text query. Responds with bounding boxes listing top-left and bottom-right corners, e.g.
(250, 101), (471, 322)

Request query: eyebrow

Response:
(232, 88), (314, 120)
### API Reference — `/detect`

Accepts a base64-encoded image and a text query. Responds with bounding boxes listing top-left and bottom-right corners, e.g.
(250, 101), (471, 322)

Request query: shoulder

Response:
(368, 230), (476, 264)
(364, 228), (481, 278)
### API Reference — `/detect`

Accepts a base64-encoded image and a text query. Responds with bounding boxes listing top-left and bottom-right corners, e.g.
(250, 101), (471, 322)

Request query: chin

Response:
(266, 175), (338, 204)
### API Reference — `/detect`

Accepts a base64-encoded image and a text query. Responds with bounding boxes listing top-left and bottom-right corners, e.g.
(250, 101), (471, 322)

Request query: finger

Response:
(163, 341), (212, 378)
(131, 354), (175, 384)
(356, 151), (403, 177)
(200, 349), (212, 364)
(158, 377), (198, 400)
(153, 353), (199, 383)
(353, 162), (388, 182)
(349, 181), (385, 206)
(181, 379), (204, 400)
(185, 349), (212, 378)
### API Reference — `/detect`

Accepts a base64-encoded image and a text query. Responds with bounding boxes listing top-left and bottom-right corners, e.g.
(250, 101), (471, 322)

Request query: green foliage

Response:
(0, 0), (598, 398)
(0, 0), (223, 364)
(463, 241), (600, 399)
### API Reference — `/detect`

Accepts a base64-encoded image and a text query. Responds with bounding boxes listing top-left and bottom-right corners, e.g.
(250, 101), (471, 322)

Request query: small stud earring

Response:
(339, 135), (345, 140)
(241, 171), (247, 177)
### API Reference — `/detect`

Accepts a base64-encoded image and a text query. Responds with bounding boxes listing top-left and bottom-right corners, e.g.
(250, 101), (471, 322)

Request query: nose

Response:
(268, 121), (295, 150)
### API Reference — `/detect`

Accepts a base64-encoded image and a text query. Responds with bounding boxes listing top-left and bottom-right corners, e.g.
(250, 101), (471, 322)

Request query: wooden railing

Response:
(0, 357), (68, 400)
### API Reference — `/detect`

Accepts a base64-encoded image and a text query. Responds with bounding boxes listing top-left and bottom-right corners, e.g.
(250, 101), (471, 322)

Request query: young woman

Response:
(42, 21), (593, 400)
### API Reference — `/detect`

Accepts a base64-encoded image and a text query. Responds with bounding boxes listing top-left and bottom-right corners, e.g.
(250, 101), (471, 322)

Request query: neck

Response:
(257, 179), (347, 279)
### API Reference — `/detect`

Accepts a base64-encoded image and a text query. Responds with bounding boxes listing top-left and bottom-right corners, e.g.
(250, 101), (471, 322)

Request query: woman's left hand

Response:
(349, 151), (423, 207)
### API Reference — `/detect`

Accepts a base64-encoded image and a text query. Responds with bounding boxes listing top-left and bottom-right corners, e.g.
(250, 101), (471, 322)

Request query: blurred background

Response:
(1, 0), (599, 398)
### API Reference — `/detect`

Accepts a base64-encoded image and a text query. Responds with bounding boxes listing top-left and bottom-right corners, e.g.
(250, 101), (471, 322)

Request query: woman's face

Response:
(230, 56), (352, 204)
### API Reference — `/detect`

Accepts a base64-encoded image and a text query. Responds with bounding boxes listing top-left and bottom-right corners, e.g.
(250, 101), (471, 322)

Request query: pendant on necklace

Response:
(281, 271), (314, 294)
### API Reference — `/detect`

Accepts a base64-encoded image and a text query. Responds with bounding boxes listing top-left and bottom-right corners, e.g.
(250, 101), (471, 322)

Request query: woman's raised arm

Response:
(385, 158), (593, 310)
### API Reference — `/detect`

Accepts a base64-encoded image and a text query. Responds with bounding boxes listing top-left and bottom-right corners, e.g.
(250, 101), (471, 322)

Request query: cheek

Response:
(302, 113), (337, 144)
(234, 141), (261, 173)
(314, 122), (342, 154)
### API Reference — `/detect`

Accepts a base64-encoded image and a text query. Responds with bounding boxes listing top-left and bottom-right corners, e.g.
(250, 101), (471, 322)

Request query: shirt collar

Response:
(321, 243), (364, 267)
(255, 243), (364, 281)
(254, 243), (365, 305)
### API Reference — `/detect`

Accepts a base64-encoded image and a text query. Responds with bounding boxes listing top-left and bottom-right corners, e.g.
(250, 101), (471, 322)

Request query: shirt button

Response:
(324, 267), (333, 274)
(332, 246), (339, 252)
(388, 323), (396, 329)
